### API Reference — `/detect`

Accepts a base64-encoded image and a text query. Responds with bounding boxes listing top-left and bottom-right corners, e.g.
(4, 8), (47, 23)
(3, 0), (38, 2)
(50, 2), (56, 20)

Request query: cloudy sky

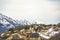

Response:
(0, 0), (60, 24)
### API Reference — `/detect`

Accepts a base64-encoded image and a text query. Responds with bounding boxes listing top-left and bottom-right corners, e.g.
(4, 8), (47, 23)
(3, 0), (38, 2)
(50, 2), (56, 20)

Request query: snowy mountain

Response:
(0, 13), (36, 33)
(0, 14), (18, 32)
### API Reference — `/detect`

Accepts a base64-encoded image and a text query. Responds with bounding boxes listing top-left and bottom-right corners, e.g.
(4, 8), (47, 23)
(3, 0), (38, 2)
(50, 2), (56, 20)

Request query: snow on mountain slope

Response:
(0, 13), (36, 33)
(0, 14), (17, 32)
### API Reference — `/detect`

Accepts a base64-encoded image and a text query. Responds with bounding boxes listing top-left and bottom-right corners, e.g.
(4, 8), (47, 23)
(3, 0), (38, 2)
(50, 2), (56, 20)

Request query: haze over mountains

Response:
(0, 13), (60, 33)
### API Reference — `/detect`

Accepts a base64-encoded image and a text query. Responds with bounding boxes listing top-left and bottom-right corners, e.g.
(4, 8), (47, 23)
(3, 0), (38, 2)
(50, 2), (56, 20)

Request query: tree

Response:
(57, 23), (60, 28)
(8, 28), (15, 33)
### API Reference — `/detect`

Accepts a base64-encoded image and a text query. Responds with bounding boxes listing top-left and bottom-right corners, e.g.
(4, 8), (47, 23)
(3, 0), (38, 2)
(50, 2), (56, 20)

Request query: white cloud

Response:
(0, 0), (60, 24)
